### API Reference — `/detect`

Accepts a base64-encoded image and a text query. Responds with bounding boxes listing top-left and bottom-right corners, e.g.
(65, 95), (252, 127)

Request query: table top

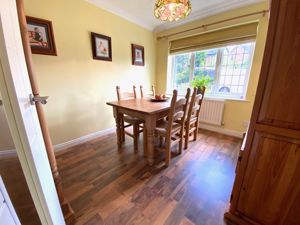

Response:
(106, 98), (171, 115)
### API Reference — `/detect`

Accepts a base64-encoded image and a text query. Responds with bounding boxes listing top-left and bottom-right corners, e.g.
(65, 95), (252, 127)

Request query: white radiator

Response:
(199, 99), (225, 126)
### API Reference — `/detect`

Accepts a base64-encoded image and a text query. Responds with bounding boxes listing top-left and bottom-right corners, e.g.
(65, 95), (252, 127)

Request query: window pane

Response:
(217, 42), (254, 98)
(173, 53), (192, 94)
(193, 49), (217, 93)
(170, 42), (255, 100)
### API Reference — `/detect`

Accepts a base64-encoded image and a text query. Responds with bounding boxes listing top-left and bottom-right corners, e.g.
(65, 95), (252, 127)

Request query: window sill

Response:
(166, 92), (251, 102)
(204, 96), (250, 102)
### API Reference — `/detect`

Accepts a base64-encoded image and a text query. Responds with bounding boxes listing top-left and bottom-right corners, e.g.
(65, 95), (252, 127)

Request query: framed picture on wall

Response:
(26, 16), (57, 56)
(91, 32), (112, 61)
(131, 44), (144, 66)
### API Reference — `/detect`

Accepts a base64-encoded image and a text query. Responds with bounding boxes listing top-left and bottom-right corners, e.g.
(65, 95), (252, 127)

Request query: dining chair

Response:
(116, 85), (144, 152)
(116, 85), (137, 100)
(184, 86), (206, 149)
(155, 88), (190, 166)
(140, 85), (155, 98)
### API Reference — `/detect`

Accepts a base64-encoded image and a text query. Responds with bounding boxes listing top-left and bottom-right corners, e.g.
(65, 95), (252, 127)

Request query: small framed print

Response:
(131, 44), (144, 66)
(91, 32), (112, 61)
(26, 16), (57, 56)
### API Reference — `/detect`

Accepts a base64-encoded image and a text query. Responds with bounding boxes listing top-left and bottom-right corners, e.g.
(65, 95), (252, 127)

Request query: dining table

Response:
(106, 98), (171, 165)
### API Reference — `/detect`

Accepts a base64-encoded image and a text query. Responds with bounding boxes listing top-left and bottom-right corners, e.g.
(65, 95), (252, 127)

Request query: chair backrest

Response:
(194, 86), (205, 119)
(140, 85), (155, 98)
(186, 86), (205, 126)
(186, 87), (198, 123)
(166, 88), (191, 138)
(116, 85), (137, 101)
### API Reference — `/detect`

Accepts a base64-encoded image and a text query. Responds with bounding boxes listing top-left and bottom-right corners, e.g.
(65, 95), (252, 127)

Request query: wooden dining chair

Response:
(155, 88), (190, 166)
(116, 85), (137, 100)
(140, 85), (155, 98)
(184, 86), (206, 149)
(116, 85), (144, 152)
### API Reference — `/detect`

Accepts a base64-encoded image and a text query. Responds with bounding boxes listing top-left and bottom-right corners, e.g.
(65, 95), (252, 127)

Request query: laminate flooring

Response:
(57, 130), (241, 225)
(0, 129), (241, 225)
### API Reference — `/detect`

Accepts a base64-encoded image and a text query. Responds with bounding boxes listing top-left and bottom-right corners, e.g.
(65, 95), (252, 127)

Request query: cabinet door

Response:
(257, 0), (300, 130)
(227, 0), (300, 224)
(237, 132), (300, 225)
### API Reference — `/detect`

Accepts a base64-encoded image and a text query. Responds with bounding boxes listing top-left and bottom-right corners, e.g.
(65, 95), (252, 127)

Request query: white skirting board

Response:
(0, 127), (115, 158)
(199, 123), (244, 138)
(0, 149), (16, 158)
(0, 125), (243, 158)
(54, 127), (115, 152)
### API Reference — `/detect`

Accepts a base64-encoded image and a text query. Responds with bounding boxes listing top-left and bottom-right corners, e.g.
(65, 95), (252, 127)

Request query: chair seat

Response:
(155, 119), (181, 136)
(123, 115), (144, 124)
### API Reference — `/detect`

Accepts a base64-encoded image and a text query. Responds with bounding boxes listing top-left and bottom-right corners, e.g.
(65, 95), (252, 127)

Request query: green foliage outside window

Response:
(174, 54), (190, 85)
(191, 75), (212, 90)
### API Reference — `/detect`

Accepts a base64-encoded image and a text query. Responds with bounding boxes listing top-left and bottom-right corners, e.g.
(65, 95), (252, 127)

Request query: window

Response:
(170, 42), (255, 100)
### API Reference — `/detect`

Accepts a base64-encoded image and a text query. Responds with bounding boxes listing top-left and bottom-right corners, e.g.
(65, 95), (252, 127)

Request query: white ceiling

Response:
(85, 0), (265, 32)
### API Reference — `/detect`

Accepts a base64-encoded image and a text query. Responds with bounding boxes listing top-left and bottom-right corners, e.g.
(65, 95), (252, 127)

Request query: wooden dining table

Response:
(106, 98), (171, 165)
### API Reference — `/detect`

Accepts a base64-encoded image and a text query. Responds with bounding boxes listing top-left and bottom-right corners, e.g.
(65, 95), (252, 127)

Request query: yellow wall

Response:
(0, 94), (14, 150)
(24, 0), (156, 145)
(22, 0), (269, 146)
(155, 2), (269, 134)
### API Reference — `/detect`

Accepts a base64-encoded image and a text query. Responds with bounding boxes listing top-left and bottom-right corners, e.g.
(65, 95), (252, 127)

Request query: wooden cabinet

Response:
(225, 0), (300, 224)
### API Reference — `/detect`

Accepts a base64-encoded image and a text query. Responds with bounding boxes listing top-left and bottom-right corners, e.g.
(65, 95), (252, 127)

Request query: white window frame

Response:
(169, 41), (256, 100)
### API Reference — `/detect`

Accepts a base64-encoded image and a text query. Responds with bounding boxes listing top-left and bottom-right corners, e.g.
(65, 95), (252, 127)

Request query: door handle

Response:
(30, 94), (49, 105)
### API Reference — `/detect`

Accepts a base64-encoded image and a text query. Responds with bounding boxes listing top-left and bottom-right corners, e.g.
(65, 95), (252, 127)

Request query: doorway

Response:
(0, 0), (65, 224)
(0, 100), (41, 225)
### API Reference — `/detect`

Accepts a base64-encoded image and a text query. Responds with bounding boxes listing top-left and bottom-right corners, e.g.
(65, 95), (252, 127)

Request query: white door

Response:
(0, 205), (17, 225)
(0, 177), (21, 225)
(0, 0), (65, 225)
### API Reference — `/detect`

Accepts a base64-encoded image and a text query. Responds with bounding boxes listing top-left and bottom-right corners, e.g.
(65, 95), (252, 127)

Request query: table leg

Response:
(143, 125), (147, 157)
(113, 107), (122, 148)
(145, 115), (156, 166)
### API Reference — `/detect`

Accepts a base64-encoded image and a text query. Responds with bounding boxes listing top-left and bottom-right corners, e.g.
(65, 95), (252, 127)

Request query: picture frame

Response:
(131, 44), (145, 66)
(91, 32), (112, 61)
(26, 16), (57, 56)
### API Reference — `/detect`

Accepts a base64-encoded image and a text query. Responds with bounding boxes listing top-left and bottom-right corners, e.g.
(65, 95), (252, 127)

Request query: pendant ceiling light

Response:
(154, 0), (192, 22)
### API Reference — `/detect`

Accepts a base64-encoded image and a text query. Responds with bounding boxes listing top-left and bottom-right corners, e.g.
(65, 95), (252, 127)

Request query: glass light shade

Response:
(154, 0), (192, 22)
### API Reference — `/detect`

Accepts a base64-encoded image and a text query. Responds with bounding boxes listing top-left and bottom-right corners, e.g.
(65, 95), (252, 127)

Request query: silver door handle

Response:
(30, 94), (49, 105)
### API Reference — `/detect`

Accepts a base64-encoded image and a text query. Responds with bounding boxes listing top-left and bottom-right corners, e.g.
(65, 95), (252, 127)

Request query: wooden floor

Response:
(0, 157), (41, 225)
(0, 129), (241, 225)
(59, 130), (240, 225)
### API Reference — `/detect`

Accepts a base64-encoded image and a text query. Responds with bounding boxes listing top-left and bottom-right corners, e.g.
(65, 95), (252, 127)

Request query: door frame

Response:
(0, 0), (65, 224)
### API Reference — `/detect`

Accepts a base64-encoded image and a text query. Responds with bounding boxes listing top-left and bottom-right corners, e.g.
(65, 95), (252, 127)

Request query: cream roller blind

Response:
(169, 22), (258, 54)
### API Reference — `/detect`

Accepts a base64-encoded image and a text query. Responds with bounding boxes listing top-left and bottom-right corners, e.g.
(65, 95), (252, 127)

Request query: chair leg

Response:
(193, 123), (199, 141)
(165, 141), (171, 167)
(179, 129), (184, 154)
(184, 125), (190, 150)
(133, 124), (139, 153)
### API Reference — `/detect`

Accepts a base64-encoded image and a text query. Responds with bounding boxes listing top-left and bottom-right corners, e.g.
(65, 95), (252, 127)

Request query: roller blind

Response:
(169, 22), (258, 54)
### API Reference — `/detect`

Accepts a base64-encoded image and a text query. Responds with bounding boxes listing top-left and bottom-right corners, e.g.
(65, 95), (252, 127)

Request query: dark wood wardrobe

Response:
(225, 0), (300, 224)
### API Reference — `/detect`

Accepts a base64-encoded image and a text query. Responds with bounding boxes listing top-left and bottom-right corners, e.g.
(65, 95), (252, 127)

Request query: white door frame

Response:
(0, 0), (65, 224)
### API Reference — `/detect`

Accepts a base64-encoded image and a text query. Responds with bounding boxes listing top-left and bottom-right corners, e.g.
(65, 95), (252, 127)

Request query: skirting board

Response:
(0, 127), (115, 158)
(0, 149), (17, 158)
(54, 127), (115, 152)
(199, 123), (244, 138)
(0, 125), (243, 158)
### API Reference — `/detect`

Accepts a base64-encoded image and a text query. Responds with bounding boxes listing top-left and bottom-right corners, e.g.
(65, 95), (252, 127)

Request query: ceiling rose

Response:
(154, 0), (192, 22)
